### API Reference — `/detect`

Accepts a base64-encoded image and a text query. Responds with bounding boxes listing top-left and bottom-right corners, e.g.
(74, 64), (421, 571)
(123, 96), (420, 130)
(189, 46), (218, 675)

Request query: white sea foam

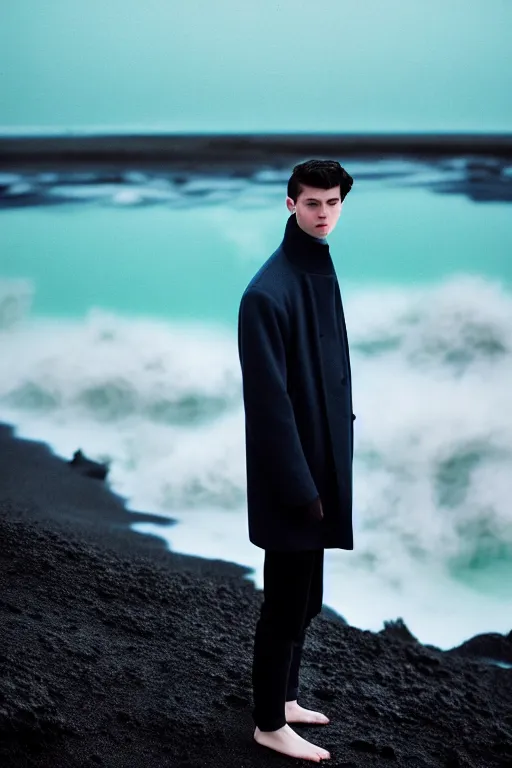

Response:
(1, 275), (511, 648)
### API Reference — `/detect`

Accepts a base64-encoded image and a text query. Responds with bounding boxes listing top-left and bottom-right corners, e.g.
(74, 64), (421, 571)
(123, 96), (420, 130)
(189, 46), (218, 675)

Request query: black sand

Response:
(1, 422), (511, 767)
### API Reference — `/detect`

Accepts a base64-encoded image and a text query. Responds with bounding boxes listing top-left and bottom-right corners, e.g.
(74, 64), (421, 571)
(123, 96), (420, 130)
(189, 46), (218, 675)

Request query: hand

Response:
(303, 495), (324, 522)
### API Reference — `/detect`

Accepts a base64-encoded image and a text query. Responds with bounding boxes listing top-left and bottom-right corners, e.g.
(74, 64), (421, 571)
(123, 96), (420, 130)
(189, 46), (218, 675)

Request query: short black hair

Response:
(287, 159), (353, 203)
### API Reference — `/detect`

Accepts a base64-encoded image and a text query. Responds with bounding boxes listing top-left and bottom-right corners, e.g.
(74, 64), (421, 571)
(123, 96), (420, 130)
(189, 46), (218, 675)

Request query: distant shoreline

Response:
(1, 132), (512, 171)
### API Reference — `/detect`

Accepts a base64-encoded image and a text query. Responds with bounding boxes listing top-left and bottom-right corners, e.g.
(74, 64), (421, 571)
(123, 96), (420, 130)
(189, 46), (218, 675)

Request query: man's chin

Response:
(296, 219), (330, 238)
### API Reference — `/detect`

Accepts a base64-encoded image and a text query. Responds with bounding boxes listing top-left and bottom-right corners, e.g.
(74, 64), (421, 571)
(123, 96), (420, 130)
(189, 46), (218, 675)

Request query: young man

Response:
(237, 159), (355, 762)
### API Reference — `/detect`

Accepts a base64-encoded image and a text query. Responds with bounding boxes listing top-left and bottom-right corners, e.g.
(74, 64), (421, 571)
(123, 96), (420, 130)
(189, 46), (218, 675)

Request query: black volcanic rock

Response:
(379, 618), (421, 645)
(68, 448), (109, 480)
(0, 422), (511, 767)
(448, 631), (512, 666)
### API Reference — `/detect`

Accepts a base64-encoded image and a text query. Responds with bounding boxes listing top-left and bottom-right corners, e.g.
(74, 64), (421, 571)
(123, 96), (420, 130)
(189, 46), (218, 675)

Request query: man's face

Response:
(286, 184), (343, 238)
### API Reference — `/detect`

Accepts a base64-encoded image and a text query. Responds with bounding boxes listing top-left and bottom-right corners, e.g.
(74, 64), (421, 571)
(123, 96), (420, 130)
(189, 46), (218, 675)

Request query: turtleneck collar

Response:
(281, 214), (335, 276)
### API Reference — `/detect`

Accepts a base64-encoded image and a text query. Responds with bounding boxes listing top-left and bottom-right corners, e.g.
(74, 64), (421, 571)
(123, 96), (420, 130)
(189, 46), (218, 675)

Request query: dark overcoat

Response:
(237, 213), (355, 552)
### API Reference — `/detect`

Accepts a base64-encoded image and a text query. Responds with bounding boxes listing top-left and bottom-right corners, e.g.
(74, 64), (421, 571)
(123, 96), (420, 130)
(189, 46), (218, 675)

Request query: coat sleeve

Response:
(238, 288), (319, 508)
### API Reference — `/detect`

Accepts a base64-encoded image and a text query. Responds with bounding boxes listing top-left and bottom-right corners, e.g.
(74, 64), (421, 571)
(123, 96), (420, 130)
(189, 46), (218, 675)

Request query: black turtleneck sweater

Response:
(237, 213), (354, 552)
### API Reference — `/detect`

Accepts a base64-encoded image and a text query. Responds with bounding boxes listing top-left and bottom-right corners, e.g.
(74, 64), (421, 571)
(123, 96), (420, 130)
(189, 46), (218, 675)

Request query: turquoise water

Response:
(0, 163), (511, 650)
(1, 185), (510, 323)
(1, 0), (511, 133)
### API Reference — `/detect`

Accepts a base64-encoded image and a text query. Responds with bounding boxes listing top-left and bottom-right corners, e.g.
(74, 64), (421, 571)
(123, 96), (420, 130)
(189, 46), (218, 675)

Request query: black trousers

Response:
(251, 548), (324, 731)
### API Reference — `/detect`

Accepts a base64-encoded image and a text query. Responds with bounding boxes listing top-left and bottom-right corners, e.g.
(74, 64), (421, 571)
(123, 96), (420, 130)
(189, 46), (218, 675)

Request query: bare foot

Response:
(286, 700), (330, 725)
(254, 724), (331, 762)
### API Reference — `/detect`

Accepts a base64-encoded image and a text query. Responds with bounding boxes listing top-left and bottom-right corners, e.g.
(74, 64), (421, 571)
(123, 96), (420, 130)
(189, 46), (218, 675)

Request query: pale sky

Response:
(1, 0), (511, 132)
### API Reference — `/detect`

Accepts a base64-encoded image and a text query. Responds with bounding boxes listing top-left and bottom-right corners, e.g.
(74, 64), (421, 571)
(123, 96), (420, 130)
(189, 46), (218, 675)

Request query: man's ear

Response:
(286, 196), (296, 213)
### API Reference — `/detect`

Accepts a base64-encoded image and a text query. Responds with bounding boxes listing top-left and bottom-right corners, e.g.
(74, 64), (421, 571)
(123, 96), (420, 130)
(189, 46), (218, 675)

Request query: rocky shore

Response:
(1, 423), (511, 767)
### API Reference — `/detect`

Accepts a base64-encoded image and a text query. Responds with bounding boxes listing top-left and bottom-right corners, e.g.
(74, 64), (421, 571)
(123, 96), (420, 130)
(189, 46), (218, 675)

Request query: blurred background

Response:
(0, 0), (511, 650)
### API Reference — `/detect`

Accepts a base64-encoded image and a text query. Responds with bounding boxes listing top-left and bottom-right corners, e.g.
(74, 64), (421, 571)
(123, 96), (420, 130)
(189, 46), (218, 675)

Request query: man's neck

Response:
(281, 214), (334, 276)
